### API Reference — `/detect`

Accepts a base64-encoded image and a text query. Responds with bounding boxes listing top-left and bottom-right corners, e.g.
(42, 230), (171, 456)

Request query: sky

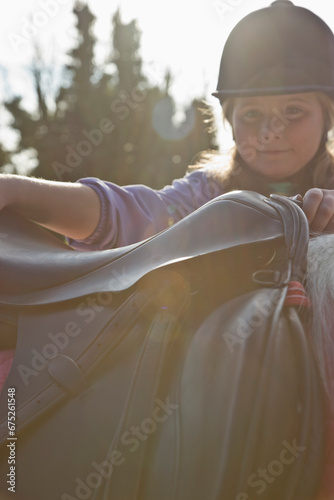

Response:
(0, 0), (333, 160)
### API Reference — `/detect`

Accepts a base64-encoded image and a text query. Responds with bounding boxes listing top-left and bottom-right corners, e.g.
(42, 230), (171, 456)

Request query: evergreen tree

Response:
(0, 144), (9, 171)
(3, 3), (217, 188)
(111, 9), (143, 91)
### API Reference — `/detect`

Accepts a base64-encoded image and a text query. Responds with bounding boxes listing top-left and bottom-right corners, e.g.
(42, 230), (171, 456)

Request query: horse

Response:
(0, 191), (330, 500)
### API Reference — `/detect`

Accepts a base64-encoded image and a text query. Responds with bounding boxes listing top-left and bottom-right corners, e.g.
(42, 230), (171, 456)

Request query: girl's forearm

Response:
(1, 174), (101, 240)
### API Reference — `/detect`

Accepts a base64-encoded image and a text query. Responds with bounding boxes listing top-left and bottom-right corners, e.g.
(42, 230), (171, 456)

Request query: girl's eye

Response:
(243, 109), (261, 121)
(284, 106), (303, 119)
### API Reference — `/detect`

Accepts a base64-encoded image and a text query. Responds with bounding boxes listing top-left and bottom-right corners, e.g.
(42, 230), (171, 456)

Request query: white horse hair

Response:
(306, 233), (334, 403)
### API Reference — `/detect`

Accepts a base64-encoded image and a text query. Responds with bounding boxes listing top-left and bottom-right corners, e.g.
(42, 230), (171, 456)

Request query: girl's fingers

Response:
(303, 189), (334, 233)
(302, 188), (324, 228)
(324, 216), (334, 233)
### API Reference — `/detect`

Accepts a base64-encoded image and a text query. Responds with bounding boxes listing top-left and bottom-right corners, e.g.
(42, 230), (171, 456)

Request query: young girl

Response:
(0, 1), (334, 250)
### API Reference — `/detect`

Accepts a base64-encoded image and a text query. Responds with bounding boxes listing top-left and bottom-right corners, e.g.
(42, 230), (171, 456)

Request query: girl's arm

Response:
(0, 174), (101, 240)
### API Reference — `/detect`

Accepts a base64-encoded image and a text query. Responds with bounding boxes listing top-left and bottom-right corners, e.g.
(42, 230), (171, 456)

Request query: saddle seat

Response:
(0, 191), (289, 305)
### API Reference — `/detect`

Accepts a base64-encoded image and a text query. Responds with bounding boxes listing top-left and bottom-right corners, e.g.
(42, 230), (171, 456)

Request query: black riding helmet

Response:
(213, 0), (334, 102)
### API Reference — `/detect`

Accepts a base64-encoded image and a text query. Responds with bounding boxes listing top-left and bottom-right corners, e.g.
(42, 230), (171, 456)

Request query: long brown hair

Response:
(193, 92), (334, 197)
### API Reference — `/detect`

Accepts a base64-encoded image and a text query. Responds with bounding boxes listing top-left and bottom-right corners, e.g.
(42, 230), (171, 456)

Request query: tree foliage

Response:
(0, 144), (9, 171)
(3, 2), (217, 188)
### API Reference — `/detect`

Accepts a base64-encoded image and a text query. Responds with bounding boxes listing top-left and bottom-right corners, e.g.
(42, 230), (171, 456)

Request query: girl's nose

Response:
(259, 114), (284, 142)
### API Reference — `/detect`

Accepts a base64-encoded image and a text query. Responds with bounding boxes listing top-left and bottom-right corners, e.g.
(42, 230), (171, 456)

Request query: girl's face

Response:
(231, 92), (325, 180)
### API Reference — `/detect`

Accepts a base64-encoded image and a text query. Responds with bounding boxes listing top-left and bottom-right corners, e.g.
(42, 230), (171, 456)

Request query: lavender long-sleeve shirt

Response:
(67, 169), (224, 250)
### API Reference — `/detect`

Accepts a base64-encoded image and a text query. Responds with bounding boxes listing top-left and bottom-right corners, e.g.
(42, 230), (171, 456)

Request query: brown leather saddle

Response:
(0, 191), (326, 500)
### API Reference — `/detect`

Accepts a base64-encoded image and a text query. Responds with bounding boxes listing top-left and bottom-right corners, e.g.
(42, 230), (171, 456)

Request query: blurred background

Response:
(0, 0), (332, 186)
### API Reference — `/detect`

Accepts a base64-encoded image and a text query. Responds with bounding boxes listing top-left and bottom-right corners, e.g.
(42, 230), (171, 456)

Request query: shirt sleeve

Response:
(66, 169), (223, 250)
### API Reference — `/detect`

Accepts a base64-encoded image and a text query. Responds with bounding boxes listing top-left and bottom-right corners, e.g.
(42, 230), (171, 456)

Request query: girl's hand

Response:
(302, 188), (334, 233)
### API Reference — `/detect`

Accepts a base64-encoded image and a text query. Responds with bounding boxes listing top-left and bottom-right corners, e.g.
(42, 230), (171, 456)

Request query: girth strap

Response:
(91, 299), (189, 500)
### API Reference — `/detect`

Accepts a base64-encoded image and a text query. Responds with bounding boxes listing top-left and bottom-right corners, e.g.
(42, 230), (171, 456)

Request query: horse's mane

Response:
(306, 234), (334, 403)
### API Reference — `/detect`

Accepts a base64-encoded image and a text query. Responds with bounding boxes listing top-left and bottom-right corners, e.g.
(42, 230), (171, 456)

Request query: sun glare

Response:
(1, 0), (333, 154)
